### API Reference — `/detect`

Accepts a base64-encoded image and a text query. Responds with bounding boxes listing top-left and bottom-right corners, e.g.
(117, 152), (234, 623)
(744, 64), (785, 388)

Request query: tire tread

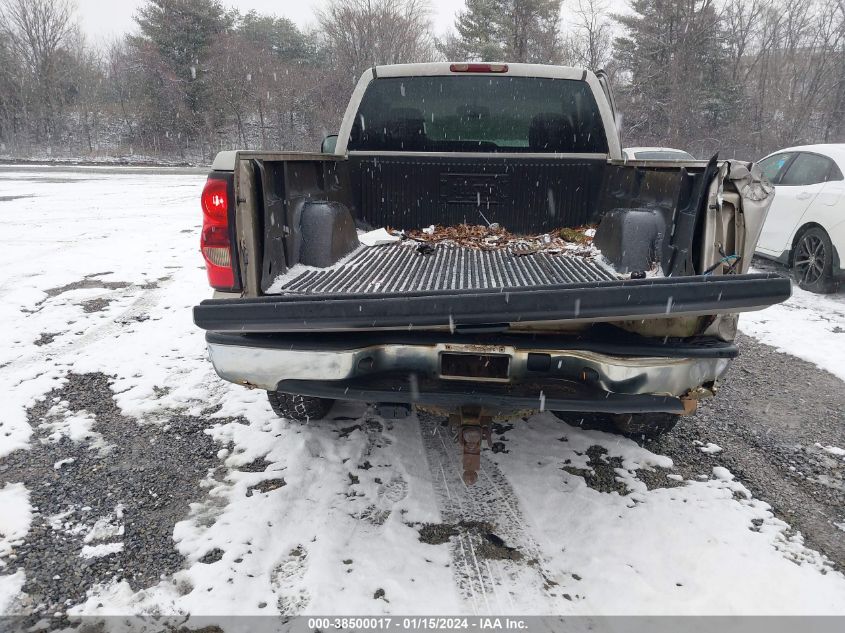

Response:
(267, 391), (333, 422)
(551, 411), (679, 438)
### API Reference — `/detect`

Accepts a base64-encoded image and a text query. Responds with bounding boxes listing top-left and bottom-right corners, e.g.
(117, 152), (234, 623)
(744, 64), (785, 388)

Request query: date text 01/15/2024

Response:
(306, 617), (529, 630)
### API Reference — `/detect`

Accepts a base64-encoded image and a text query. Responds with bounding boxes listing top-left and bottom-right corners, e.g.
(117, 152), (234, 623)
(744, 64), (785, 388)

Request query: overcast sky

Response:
(75, 0), (462, 43)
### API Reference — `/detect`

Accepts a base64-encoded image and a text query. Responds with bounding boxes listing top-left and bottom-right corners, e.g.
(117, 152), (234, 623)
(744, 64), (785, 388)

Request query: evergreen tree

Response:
(613, 0), (738, 147)
(132, 0), (232, 80)
(446, 0), (561, 63)
(503, 0), (561, 62)
(452, 0), (504, 61)
(130, 0), (233, 151)
(237, 10), (315, 62)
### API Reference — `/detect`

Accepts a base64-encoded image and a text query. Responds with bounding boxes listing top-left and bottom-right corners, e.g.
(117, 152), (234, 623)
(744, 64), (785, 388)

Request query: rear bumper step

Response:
(194, 273), (791, 332)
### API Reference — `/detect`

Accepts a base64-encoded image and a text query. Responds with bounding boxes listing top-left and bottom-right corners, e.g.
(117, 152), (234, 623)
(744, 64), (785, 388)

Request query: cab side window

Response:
(779, 153), (835, 186)
(757, 153), (794, 184)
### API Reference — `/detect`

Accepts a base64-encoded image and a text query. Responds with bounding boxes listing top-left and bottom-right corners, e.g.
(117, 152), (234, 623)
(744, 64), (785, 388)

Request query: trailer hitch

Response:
(449, 406), (493, 485)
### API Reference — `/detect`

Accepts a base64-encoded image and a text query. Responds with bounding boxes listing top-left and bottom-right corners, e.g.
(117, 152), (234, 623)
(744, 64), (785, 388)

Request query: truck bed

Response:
(196, 146), (790, 335)
(271, 243), (618, 296)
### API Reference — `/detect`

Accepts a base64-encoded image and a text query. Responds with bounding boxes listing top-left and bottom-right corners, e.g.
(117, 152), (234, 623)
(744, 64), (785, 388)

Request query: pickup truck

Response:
(193, 62), (790, 483)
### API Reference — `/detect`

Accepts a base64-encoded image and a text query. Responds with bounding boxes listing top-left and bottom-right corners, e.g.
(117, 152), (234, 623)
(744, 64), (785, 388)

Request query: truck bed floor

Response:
(275, 243), (618, 295)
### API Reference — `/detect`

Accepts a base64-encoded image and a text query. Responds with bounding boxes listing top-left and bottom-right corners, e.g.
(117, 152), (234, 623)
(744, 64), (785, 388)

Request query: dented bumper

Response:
(205, 331), (735, 413)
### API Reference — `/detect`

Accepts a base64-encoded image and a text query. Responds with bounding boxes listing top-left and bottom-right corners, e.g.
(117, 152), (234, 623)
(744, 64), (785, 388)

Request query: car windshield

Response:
(347, 76), (609, 153)
(633, 150), (694, 160)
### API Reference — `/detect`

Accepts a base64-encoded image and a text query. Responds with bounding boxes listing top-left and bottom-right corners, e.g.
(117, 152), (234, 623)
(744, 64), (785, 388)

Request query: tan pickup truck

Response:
(193, 62), (789, 482)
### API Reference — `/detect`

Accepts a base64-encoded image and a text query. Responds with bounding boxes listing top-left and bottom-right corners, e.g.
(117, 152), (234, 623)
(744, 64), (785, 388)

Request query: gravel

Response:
(33, 333), (59, 347)
(651, 333), (845, 568)
(79, 298), (113, 313)
(0, 372), (243, 619)
(561, 445), (630, 495)
(417, 520), (523, 560)
(43, 277), (130, 299)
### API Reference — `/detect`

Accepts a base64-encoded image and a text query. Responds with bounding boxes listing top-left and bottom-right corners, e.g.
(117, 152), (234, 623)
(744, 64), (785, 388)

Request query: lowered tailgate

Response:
(193, 271), (790, 333)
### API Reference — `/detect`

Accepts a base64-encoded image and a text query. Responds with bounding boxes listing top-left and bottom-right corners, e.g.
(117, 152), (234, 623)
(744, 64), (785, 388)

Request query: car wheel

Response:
(267, 390), (334, 422)
(792, 227), (837, 294)
(551, 411), (679, 438)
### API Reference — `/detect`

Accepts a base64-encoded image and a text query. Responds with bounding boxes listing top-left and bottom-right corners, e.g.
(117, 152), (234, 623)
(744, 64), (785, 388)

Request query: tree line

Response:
(0, 0), (842, 163)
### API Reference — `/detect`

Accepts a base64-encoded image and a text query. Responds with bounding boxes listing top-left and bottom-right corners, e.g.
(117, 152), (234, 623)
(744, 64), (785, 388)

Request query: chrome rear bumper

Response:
(207, 339), (731, 398)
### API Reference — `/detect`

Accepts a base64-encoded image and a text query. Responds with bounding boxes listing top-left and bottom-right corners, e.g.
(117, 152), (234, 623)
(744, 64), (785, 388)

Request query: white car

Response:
(622, 146), (695, 160)
(755, 144), (845, 293)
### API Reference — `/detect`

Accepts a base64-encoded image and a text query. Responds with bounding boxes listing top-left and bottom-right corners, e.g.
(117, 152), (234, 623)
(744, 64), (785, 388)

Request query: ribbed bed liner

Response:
(275, 243), (619, 295)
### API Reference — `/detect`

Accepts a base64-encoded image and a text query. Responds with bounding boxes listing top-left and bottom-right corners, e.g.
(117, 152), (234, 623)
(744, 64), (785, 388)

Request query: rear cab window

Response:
(347, 76), (609, 154)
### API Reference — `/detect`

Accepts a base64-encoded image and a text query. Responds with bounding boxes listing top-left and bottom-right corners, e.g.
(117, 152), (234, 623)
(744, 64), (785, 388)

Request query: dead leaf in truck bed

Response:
(398, 223), (596, 255)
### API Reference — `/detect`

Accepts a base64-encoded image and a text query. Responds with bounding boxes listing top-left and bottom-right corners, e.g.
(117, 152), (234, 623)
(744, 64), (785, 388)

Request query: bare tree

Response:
(748, 0), (844, 150)
(723, 0), (773, 83)
(207, 34), (257, 149)
(0, 29), (25, 151)
(318, 0), (436, 83)
(823, 0), (845, 140)
(66, 31), (103, 154)
(0, 0), (76, 144)
(0, 0), (75, 71)
(104, 39), (140, 151)
(563, 0), (613, 70)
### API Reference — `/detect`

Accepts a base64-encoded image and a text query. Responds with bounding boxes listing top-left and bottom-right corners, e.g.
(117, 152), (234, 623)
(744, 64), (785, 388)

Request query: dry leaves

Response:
(397, 223), (596, 257)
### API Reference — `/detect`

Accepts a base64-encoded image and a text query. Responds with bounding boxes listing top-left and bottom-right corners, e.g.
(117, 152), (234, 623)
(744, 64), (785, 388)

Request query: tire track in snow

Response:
(1, 281), (168, 385)
(417, 412), (567, 614)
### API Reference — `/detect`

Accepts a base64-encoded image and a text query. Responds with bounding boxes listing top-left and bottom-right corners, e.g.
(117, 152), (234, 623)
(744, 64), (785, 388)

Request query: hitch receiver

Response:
(449, 406), (493, 485)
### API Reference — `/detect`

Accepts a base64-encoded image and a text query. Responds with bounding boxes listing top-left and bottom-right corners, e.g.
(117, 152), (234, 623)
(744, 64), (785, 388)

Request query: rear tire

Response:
(549, 411), (613, 431)
(267, 390), (333, 422)
(792, 227), (837, 294)
(610, 412), (679, 438)
(551, 411), (679, 438)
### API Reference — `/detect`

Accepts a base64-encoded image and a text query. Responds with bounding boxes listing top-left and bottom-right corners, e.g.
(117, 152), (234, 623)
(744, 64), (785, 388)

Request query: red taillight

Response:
(200, 176), (236, 290)
(201, 178), (228, 221)
(450, 63), (508, 73)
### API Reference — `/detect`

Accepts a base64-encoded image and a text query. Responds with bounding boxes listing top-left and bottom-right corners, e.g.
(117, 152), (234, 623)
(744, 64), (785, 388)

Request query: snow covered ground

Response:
(739, 271), (845, 381)
(1, 167), (844, 621)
